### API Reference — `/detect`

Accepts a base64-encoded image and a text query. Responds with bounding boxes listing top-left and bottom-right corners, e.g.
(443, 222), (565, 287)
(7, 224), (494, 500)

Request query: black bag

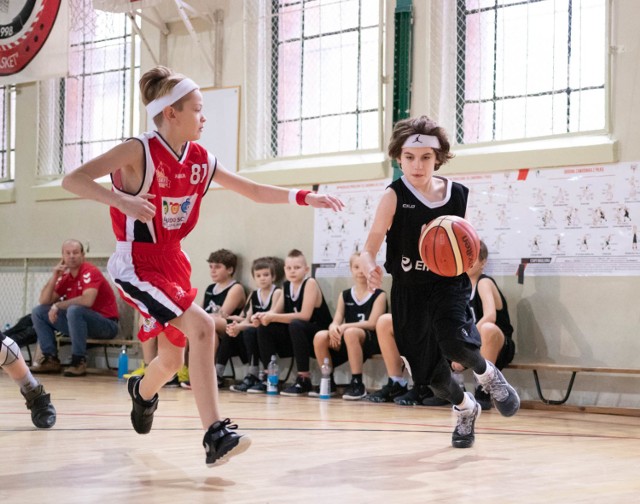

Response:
(4, 314), (37, 347)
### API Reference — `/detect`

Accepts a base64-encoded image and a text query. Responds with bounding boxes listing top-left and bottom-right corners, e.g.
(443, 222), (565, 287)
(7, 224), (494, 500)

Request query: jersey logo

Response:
(83, 272), (92, 284)
(156, 165), (171, 189)
(401, 256), (429, 272)
(401, 256), (412, 272)
(161, 194), (198, 230)
(402, 204), (416, 209)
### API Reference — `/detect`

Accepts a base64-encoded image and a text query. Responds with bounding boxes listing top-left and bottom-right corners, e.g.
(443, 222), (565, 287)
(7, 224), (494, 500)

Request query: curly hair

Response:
(388, 115), (454, 170)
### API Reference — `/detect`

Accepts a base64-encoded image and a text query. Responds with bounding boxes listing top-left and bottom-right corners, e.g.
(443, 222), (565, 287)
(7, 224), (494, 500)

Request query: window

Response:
(37, 0), (140, 177)
(0, 86), (16, 182)
(432, 0), (606, 145)
(244, 0), (382, 163)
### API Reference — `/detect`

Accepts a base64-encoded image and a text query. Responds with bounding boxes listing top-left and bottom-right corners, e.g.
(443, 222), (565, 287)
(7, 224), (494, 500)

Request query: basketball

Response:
(418, 216), (480, 277)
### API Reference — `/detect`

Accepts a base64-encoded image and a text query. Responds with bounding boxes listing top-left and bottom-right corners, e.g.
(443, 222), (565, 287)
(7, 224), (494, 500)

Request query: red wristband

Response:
(296, 190), (311, 206)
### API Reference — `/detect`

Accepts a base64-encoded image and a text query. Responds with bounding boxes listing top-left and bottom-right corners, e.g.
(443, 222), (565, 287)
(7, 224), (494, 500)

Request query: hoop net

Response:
(93, 0), (163, 13)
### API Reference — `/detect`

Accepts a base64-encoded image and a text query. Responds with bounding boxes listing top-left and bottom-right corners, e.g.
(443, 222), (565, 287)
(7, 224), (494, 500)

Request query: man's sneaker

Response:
(452, 392), (481, 449)
(22, 384), (56, 429)
(342, 379), (366, 400)
(247, 381), (267, 394)
(475, 361), (520, 417)
(394, 384), (449, 406)
(365, 378), (408, 403)
(123, 362), (146, 380)
(127, 375), (159, 434)
(164, 374), (180, 388)
(281, 375), (312, 396)
(230, 374), (260, 393)
(63, 356), (87, 377)
(203, 418), (252, 467)
(30, 355), (61, 374)
(474, 385), (492, 411)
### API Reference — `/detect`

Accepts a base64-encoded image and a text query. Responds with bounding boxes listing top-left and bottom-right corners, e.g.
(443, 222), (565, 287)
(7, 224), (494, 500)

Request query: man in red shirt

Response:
(30, 239), (119, 377)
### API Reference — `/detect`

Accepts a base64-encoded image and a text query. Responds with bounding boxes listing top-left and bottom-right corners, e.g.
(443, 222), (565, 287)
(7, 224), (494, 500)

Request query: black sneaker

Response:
(342, 379), (366, 400)
(247, 381), (267, 394)
(230, 374), (260, 393)
(22, 384), (56, 429)
(163, 374), (180, 388)
(127, 375), (159, 434)
(452, 392), (481, 448)
(365, 378), (408, 403)
(394, 384), (448, 406)
(281, 375), (312, 396)
(474, 385), (492, 411)
(475, 361), (520, 417)
(203, 418), (251, 467)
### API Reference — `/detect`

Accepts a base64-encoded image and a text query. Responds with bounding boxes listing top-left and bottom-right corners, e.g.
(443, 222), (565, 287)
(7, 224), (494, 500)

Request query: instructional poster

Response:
(313, 161), (640, 278)
(313, 179), (391, 277)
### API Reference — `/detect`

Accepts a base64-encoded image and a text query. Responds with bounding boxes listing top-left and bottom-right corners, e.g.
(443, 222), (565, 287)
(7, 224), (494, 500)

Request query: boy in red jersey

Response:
(62, 66), (343, 466)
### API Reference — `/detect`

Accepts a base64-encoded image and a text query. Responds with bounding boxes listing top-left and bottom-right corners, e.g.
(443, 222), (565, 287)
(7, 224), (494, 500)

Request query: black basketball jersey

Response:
(283, 278), (332, 327)
(469, 274), (514, 338)
(203, 281), (244, 316)
(342, 288), (385, 323)
(249, 285), (276, 314)
(384, 176), (469, 285)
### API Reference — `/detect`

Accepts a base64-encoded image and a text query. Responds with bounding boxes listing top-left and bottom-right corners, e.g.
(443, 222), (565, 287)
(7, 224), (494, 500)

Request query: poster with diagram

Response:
(313, 179), (391, 277)
(313, 161), (640, 278)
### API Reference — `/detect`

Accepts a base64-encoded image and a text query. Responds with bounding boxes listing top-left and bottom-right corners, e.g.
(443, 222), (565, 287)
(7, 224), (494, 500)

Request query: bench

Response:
(506, 362), (640, 405)
(56, 334), (139, 370)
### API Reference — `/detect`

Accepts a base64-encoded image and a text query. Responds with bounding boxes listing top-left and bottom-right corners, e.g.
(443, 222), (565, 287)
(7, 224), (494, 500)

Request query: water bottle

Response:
(2, 323), (10, 332)
(267, 355), (279, 395)
(319, 357), (332, 399)
(117, 345), (129, 379)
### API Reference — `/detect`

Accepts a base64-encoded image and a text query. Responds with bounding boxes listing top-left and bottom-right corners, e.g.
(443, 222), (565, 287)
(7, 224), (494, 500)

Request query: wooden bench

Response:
(506, 362), (640, 405)
(56, 334), (139, 370)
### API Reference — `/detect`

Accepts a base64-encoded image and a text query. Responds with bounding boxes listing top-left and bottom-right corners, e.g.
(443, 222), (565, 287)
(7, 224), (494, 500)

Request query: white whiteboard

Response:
(199, 86), (240, 172)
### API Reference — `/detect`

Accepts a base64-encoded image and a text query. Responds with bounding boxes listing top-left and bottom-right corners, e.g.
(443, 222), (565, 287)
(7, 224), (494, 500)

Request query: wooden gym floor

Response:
(1, 374), (639, 503)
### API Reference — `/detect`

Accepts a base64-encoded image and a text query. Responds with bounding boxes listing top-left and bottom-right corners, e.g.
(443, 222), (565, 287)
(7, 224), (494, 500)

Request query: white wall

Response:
(2, 0), (640, 407)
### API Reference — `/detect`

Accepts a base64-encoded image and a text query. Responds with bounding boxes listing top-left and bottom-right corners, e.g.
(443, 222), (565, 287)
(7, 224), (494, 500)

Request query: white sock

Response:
(474, 360), (495, 385)
(17, 373), (40, 394)
(390, 376), (408, 387)
(454, 391), (476, 411)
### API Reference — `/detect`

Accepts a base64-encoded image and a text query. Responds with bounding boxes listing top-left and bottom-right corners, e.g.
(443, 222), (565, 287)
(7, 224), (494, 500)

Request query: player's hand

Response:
(366, 265), (383, 291)
(328, 323), (341, 338)
(306, 192), (345, 212)
(328, 332), (341, 349)
(118, 193), (156, 223)
(259, 313), (274, 325)
(226, 322), (239, 337)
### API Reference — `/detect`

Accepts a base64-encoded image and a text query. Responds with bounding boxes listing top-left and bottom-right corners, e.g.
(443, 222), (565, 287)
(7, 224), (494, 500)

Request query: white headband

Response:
(402, 134), (441, 149)
(145, 78), (199, 118)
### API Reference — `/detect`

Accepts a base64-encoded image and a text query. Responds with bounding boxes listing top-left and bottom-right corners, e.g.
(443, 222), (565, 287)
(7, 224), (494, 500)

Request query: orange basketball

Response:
(418, 215), (480, 277)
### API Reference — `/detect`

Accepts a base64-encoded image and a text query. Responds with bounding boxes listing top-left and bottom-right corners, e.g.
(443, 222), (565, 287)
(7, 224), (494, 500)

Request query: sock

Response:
(391, 376), (408, 387)
(17, 373), (40, 395)
(352, 373), (362, 383)
(454, 391), (476, 411)
(474, 360), (494, 385)
(215, 363), (226, 377)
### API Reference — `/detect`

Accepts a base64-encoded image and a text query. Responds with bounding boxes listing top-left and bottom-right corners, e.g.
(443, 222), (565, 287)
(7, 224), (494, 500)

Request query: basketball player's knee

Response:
(480, 324), (503, 347)
(289, 319), (307, 336)
(343, 328), (361, 345)
(0, 335), (20, 367)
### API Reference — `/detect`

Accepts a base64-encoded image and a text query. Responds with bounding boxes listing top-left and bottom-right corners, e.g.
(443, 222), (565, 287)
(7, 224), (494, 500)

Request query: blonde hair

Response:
(139, 66), (190, 126)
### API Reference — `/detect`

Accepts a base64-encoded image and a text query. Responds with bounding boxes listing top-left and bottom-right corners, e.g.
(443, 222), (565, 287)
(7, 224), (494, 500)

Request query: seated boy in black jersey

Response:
(253, 249), (332, 396)
(226, 257), (283, 392)
(313, 252), (387, 400)
(204, 249), (246, 388)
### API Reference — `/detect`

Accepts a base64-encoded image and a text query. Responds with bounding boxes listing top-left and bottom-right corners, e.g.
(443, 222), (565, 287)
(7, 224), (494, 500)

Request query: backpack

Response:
(3, 314), (37, 347)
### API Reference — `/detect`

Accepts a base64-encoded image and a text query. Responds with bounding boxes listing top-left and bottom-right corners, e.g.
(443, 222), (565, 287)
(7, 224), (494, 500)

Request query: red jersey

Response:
(110, 131), (216, 244)
(55, 262), (119, 320)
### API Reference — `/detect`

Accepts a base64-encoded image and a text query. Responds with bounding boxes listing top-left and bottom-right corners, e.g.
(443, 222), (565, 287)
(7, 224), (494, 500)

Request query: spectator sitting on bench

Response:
(30, 239), (119, 377)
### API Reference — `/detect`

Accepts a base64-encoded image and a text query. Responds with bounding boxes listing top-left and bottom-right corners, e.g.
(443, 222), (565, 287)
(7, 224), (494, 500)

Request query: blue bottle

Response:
(118, 345), (129, 379)
(267, 355), (279, 395)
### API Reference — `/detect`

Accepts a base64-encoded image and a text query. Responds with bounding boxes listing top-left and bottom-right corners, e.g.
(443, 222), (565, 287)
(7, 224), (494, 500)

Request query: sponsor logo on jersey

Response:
(175, 173), (187, 179)
(161, 194), (198, 230)
(402, 204), (416, 209)
(401, 255), (428, 272)
(157, 165), (171, 189)
(83, 272), (92, 284)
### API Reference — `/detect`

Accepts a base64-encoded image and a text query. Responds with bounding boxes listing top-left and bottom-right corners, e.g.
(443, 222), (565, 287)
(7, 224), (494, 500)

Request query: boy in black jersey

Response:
(360, 116), (520, 448)
(313, 252), (387, 400)
(205, 249), (246, 388)
(462, 240), (516, 410)
(227, 257), (283, 393)
(254, 249), (332, 396)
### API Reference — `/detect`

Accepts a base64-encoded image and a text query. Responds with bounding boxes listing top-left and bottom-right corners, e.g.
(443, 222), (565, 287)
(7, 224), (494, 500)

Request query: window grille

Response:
(0, 86), (15, 182)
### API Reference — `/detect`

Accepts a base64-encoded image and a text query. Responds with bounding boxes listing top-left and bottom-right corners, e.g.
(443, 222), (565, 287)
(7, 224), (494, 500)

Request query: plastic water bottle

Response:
(319, 357), (332, 399)
(267, 355), (279, 395)
(2, 323), (10, 332)
(117, 345), (129, 379)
